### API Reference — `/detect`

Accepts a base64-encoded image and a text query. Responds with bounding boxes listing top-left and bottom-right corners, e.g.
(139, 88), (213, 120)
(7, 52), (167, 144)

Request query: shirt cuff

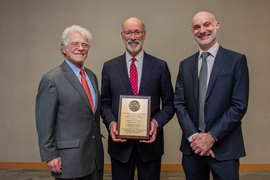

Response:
(151, 119), (159, 128)
(208, 132), (218, 142)
(188, 133), (199, 142)
(109, 121), (116, 131)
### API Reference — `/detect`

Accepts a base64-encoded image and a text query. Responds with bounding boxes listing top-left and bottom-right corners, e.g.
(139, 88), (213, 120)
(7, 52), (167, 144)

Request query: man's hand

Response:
(110, 122), (126, 142)
(46, 157), (62, 173)
(140, 120), (157, 143)
(190, 133), (216, 158)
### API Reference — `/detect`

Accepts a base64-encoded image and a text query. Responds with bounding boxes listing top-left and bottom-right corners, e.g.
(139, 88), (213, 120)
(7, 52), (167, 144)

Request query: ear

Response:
(121, 32), (124, 40)
(62, 44), (67, 55)
(143, 31), (146, 40)
(216, 21), (220, 31)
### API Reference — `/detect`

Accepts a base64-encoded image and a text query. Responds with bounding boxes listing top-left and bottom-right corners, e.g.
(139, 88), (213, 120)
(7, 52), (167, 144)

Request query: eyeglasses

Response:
(123, 30), (144, 37)
(69, 41), (90, 50)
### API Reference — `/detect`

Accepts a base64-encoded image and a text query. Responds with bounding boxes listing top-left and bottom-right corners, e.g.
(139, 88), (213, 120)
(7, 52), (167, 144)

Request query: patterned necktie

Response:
(199, 52), (210, 132)
(80, 69), (94, 113)
(130, 57), (138, 95)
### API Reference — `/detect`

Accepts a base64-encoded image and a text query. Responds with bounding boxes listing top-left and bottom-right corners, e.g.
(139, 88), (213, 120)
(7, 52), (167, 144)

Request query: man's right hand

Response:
(46, 157), (62, 173)
(190, 133), (215, 158)
(110, 122), (126, 142)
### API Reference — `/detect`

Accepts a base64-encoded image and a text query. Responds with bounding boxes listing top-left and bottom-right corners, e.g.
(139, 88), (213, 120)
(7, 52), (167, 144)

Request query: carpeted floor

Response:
(0, 169), (270, 180)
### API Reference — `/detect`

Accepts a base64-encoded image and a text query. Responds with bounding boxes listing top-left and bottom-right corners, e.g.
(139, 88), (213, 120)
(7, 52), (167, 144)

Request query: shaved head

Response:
(191, 11), (219, 51)
(192, 11), (217, 27)
(122, 17), (145, 31)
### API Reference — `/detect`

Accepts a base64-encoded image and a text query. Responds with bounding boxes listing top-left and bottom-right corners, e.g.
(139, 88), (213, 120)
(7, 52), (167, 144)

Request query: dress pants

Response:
(111, 143), (161, 180)
(55, 166), (103, 180)
(182, 153), (239, 180)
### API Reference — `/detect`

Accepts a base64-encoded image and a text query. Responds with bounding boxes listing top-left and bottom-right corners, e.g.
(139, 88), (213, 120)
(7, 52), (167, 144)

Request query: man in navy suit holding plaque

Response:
(174, 11), (249, 180)
(101, 17), (174, 180)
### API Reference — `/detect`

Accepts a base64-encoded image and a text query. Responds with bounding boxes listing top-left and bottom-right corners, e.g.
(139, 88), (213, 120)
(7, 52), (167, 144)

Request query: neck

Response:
(76, 64), (83, 68)
(200, 39), (217, 52)
(127, 48), (142, 57)
(66, 59), (83, 68)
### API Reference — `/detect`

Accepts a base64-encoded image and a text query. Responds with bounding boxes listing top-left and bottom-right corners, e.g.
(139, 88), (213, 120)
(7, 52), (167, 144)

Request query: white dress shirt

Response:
(198, 42), (220, 85)
(188, 42), (220, 142)
(125, 50), (144, 94)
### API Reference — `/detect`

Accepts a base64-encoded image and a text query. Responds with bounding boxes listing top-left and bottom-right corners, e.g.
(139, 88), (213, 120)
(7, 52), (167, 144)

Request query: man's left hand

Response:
(140, 120), (157, 143)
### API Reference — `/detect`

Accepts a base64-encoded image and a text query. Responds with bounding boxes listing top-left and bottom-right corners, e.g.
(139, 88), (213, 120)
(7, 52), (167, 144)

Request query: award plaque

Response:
(117, 95), (151, 140)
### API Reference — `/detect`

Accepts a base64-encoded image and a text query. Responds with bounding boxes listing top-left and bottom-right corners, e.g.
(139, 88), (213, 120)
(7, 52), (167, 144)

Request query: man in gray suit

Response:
(36, 25), (104, 180)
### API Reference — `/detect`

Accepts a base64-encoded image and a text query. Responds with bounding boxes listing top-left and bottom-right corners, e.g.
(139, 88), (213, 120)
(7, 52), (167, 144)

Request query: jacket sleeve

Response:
(152, 62), (175, 129)
(35, 75), (60, 162)
(100, 63), (117, 131)
(174, 61), (199, 140)
(208, 55), (249, 142)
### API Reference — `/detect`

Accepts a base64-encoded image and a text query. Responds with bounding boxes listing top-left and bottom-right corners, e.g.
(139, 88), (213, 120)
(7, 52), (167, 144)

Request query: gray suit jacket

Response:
(36, 61), (104, 179)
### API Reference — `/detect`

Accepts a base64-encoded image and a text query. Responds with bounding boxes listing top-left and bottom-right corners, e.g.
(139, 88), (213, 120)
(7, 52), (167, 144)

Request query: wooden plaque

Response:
(117, 95), (151, 140)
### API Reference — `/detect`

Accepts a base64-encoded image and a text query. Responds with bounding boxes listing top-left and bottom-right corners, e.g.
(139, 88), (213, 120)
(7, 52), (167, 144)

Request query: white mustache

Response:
(128, 40), (140, 44)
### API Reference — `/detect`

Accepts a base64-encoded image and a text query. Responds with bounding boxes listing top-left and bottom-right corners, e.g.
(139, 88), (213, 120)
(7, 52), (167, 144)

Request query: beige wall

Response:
(0, 0), (269, 164)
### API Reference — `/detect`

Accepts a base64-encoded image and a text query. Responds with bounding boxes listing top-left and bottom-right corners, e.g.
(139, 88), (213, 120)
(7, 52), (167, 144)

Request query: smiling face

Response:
(62, 32), (88, 68)
(121, 17), (146, 57)
(191, 11), (219, 51)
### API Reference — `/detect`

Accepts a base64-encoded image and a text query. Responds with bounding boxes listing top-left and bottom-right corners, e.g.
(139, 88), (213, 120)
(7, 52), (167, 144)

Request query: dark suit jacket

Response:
(174, 46), (249, 161)
(36, 61), (104, 179)
(101, 52), (174, 163)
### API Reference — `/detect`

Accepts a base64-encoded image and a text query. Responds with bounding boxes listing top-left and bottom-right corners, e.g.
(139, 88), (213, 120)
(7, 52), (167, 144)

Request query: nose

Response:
(130, 32), (136, 40)
(77, 44), (84, 50)
(200, 26), (206, 34)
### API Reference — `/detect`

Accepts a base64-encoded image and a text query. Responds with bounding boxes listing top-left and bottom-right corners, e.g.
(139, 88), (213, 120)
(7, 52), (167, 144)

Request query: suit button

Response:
(92, 136), (95, 139)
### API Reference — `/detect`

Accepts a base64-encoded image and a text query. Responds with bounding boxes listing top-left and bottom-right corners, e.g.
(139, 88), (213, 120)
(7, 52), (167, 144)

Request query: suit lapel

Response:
(85, 68), (98, 113)
(139, 52), (154, 95)
(206, 46), (228, 99)
(116, 54), (134, 95)
(191, 52), (200, 101)
(60, 61), (92, 112)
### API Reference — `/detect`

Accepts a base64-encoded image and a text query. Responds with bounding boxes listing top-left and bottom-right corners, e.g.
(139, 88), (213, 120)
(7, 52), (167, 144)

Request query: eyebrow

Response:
(192, 21), (212, 28)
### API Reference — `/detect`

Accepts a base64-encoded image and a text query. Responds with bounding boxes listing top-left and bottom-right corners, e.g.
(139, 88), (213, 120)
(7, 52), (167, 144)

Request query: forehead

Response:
(192, 13), (215, 27)
(68, 32), (87, 42)
(123, 19), (144, 31)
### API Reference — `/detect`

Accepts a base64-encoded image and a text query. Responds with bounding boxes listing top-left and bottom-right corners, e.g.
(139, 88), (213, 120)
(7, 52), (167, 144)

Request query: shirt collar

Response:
(125, 50), (144, 63)
(65, 59), (85, 77)
(199, 42), (220, 58)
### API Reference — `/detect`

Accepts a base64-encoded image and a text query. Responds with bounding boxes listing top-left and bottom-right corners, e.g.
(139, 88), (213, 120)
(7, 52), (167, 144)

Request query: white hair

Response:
(60, 25), (92, 55)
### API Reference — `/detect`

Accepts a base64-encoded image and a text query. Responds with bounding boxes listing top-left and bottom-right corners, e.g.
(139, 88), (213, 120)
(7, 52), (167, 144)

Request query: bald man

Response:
(174, 11), (249, 179)
(101, 17), (174, 180)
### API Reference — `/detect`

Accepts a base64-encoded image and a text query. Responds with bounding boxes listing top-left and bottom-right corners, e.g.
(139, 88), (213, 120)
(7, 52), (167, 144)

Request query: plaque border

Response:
(117, 95), (151, 140)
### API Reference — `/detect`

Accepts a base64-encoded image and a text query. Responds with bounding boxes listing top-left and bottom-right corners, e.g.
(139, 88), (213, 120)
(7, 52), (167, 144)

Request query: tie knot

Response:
(80, 68), (85, 75)
(132, 57), (136, 63)
(201, 52), (210, 61)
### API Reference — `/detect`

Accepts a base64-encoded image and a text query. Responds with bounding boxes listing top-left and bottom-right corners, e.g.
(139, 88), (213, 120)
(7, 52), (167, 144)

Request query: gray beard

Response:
(124, 39), (144, 53)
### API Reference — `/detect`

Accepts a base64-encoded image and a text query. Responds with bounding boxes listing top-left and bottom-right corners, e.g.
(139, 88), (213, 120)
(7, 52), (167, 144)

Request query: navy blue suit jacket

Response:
(174, 46), (249, 161)
(101, 52), (174, 163)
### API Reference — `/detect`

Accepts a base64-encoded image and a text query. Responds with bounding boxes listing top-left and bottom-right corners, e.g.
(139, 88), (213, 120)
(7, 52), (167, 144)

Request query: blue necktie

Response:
(199, 52), (210, 132)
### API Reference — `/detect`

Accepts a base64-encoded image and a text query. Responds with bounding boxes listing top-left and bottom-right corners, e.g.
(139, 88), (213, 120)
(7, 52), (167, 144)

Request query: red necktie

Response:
(80, 69), (94, 113)
(130, 57), (138, 95)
